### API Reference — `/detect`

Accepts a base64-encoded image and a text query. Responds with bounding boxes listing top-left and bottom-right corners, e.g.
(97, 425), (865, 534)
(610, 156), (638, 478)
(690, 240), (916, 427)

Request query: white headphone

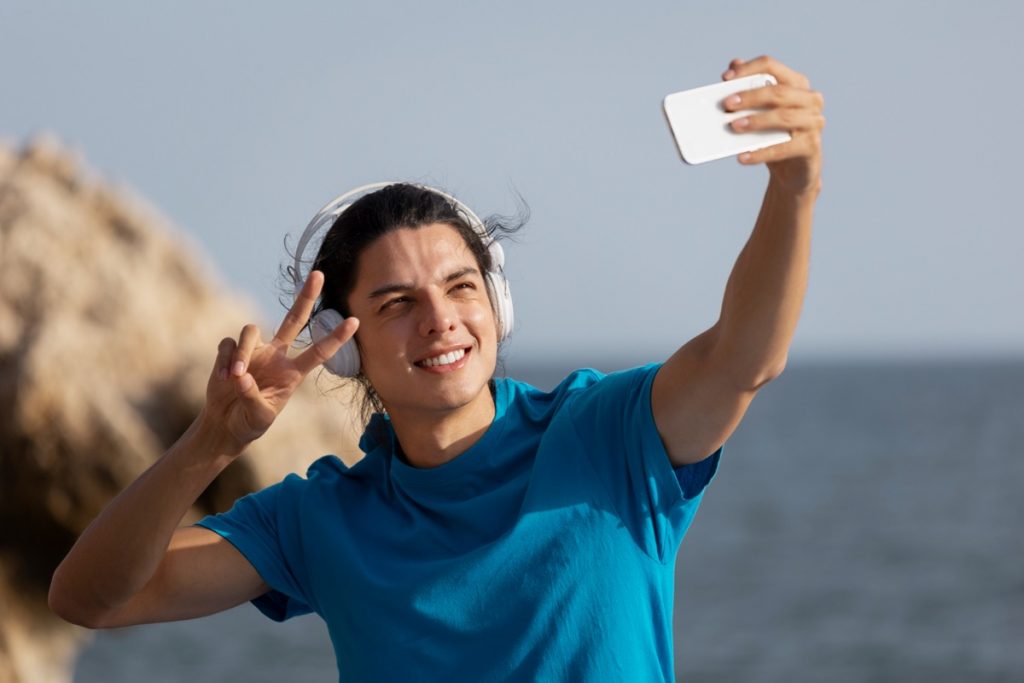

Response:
(288, 181), (514, 377)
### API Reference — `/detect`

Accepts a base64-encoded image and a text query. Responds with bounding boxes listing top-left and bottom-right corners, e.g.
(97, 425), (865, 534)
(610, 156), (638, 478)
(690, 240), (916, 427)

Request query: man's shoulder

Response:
(278, 452), (383, 496)
(497, 368), (604, 414)
(563, 363), (664, 425)
(499, 367), (600, 392)
(508, 363), (661, 401)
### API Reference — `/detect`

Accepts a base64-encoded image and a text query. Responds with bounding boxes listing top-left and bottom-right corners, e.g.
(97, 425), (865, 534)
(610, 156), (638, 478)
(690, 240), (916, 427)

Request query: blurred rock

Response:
(0, 136), (363, 683)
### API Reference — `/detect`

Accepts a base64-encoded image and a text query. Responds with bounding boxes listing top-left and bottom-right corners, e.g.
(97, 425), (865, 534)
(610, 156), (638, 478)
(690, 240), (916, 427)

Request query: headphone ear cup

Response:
(310, 309), (361, 377)
(487, 271), (514, 341)
(485, 241), (514, 341)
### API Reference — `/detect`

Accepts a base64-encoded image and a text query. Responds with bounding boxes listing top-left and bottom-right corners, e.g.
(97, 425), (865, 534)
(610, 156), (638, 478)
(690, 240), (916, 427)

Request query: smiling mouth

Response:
(415, 347), (471, 371)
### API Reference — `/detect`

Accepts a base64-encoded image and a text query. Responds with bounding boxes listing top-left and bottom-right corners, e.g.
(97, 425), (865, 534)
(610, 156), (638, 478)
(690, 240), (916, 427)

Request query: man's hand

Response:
(203, 270), (360, 453)
(722, 55), (825, 197)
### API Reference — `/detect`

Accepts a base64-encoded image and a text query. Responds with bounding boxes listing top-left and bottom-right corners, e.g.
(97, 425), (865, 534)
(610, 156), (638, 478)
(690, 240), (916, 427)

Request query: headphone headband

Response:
(289, 181), (491, 296)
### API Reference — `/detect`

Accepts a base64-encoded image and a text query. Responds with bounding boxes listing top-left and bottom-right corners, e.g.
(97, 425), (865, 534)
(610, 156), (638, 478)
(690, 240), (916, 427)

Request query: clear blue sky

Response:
(3, 1), (1021, 361)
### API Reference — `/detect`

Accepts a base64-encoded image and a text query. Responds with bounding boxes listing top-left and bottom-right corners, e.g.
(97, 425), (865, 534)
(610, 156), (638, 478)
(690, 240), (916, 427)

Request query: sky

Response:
(2, 1), (1021, 363)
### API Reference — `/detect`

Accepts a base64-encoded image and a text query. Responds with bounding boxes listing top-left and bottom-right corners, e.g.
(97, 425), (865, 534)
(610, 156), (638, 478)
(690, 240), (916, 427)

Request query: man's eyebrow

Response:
(444, 266), (480, 283)
(367, 282), (413, 300)
(367, 267), (481, 300)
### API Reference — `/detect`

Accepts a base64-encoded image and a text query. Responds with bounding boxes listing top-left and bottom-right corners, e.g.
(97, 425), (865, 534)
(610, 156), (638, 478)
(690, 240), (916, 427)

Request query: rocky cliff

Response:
(0, 137), (363, 683)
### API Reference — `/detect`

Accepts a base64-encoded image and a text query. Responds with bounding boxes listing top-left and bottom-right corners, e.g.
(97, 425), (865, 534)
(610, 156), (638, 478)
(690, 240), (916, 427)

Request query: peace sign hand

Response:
(202, 271), (359, 455)
(721, 55), (825, 197)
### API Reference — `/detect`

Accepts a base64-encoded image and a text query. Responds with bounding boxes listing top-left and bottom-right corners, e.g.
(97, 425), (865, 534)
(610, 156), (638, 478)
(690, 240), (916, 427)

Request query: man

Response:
(49, 55), (823, 681)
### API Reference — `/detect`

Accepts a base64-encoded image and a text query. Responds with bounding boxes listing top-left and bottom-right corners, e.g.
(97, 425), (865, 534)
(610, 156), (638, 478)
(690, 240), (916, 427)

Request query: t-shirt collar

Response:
(364, 380), (512, 493)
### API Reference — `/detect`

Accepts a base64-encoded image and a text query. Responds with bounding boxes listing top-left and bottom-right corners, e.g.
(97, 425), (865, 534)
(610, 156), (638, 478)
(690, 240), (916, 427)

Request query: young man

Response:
(49, 55), (823, 681)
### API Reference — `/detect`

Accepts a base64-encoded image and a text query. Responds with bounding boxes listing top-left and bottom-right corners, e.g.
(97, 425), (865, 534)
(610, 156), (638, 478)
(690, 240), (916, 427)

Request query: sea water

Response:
(73, 359), (1024, 682)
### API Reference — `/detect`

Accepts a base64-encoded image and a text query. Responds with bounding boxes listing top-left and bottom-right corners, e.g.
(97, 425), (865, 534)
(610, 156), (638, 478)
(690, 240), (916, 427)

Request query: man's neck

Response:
(387, 384), (496, 469)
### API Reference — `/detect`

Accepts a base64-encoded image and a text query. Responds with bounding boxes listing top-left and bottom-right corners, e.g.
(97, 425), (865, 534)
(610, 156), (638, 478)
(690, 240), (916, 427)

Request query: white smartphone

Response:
(662, 73), (791, 165)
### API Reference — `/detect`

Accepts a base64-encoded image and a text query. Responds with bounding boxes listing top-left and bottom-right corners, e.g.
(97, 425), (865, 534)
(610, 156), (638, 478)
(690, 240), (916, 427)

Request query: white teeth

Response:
(421, 348), (466, 367)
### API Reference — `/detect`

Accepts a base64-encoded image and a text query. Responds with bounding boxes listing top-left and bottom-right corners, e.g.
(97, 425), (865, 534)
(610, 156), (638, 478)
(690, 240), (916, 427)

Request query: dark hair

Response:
(281, 183), (528, 425)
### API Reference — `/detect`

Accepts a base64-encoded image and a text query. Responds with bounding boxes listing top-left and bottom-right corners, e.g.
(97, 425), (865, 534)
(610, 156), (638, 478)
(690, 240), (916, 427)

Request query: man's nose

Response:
(418, 292), (456, 337)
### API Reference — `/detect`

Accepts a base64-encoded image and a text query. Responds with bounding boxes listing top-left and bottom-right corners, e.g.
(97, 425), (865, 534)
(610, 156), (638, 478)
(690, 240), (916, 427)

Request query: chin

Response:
(422, 369), (493, 412)
(375, 358), (495, 417)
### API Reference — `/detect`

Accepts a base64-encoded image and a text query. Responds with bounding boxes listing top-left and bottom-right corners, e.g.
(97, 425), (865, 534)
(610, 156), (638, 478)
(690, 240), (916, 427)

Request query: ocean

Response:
(73, 360), (1024, 682)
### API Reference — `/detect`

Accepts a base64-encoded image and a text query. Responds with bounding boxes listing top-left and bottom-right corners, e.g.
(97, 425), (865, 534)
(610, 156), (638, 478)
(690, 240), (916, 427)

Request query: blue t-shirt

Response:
(196, 363), (721, 682)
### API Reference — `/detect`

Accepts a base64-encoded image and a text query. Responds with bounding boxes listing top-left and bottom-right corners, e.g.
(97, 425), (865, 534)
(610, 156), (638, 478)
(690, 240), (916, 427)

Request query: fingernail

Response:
(232, 361), (245, 376)
(739, 153), (752, 162)
(726, 95), (741, 109)
(733, 117), (750, 129)
(723, 69), (735, 79)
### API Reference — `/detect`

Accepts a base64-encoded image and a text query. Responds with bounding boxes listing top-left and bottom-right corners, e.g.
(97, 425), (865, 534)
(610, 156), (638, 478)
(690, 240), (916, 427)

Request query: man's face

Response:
(346, 223), (498, 419)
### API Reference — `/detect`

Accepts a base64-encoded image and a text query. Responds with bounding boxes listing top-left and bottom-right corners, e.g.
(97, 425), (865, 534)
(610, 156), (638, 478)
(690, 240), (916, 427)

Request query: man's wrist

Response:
(767, 173), (821, 205)
(187, 410), (246, 463)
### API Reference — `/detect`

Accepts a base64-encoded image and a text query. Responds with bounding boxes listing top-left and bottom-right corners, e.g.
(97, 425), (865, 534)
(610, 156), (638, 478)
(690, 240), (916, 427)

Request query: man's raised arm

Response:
(651, 55), (825, 467)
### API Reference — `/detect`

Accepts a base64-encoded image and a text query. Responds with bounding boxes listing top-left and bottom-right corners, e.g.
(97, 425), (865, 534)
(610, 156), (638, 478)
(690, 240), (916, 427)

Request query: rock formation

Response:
(0, 137), (363, 683)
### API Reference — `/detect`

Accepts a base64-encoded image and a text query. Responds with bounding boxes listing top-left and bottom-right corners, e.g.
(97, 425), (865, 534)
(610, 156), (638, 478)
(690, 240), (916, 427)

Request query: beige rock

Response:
(0, 136), (364, 683)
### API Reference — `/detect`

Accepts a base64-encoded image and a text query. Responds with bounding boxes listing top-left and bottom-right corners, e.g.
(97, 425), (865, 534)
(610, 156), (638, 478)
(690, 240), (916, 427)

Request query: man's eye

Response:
(453, 282), (476, 292)
(381, 296), (410, 311)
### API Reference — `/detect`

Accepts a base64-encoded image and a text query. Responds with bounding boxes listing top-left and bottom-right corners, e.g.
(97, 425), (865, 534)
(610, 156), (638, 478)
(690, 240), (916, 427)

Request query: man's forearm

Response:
(714, 177), (818, 387)
(48, 413), (238, 621)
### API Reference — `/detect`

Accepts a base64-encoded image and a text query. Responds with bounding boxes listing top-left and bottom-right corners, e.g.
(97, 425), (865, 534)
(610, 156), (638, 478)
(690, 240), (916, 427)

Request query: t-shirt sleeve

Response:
(567, 363), (722, 563)
(194, 477), (315, 621)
